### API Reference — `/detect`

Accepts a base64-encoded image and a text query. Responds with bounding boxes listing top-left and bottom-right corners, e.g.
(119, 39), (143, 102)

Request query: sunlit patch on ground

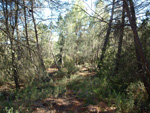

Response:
(47, 68), (58, 73)
(31, 66), (116, 113)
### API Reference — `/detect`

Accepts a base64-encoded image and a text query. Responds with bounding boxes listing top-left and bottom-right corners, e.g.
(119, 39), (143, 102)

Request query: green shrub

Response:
(111, 81), (149, 112)
(44, 58), (53, 69)
(126, 81), (149, 112)
(0, 76), (5, 86)
(63, 59), (79, 75)
(53, 69), (68, 79)
(127, 81), (148, 101)
(4, 107), (19, 113)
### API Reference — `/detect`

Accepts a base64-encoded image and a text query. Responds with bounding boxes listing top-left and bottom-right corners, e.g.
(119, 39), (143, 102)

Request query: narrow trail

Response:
(32, 66), (116, 113)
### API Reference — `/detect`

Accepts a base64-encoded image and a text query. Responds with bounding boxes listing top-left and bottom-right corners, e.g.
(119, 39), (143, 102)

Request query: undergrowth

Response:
(1, 69), (150, 112)
(67, 73), (150, 112)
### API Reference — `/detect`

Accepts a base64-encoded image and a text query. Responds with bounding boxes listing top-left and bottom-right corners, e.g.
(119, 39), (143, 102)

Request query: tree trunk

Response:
(123, 0), (150, 98)
(97, 0), (115, 69)
(23, 0), (31, 58)
(14, 0), (20, 89)
(12, 51), (20, 89)
(31, 0), (46, 71)
(113, 1), (125, 75)
(59, 35), (64, 66)
(15, 0), (21, 60)
(2, 0), (20, 89)
(59, 47), (63, 65)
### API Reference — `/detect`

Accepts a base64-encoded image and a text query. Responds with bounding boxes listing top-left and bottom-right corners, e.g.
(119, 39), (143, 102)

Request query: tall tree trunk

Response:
(113, 1), (125, 75)
(11, 50), (20, 89)
(97, 0), (115, 69)
(14, 0), (20, 89)
(23, 0), (31, 58)
(59, 35), (64, 66)
(2, 0), (20, 89)
(15, 0), (21, 60)
(31, 0), (46, 71)
(59, 47), (63, 65)
(123, 0), (150, 98)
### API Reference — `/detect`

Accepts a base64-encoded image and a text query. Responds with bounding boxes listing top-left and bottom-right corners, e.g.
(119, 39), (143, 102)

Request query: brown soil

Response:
(31, 66), (116, 113)
(0, 66), (116, 113)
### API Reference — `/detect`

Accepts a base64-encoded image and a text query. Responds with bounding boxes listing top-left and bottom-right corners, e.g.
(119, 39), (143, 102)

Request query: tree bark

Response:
(2, 0), (20, 89)
(59, 47), (63, 65)
(113, 1), (125, 75)
(31, 0), (46, 71)
(123, 0), (150, 98)
(14, 0), (20, 89)
(59, 34), (64, 66)
(23, 0), (31, 58)
(97, 0), (115, 69)
(15, 0), (21, 60)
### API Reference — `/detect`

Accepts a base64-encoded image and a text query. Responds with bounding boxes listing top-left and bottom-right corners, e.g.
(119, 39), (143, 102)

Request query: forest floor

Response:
(0, 66), (117, 113)
(32, 66), (116, 113)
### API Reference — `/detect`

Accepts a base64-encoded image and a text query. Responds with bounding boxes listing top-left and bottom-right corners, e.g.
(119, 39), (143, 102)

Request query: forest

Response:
(0, 0), (150, 112)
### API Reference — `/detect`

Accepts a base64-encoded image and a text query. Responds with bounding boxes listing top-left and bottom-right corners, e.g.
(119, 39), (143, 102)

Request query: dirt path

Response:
(32, 67), (116, 113)
(32, 97), (116, 113)
(32, 92), (116, 113)
(32, 97), (85, 113)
